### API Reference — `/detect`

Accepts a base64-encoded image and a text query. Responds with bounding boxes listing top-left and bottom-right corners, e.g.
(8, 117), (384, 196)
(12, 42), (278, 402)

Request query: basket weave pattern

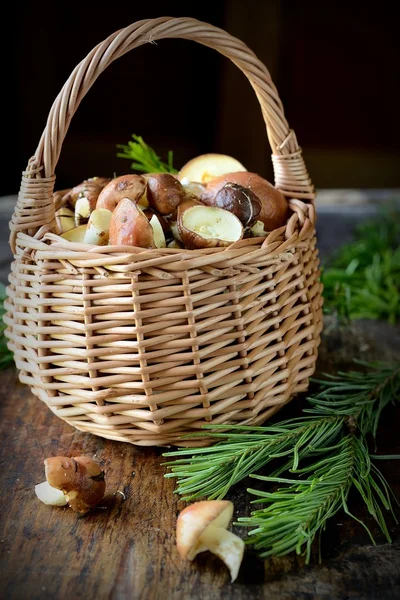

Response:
(5, 17), (323, 446)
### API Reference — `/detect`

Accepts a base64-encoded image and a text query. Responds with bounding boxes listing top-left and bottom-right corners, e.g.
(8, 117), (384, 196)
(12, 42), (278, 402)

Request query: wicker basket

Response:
(5, 17), (323, 447)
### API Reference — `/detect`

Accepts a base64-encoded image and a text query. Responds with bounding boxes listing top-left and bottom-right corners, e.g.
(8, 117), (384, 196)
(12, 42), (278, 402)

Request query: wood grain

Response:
(0, 317), (399, 600)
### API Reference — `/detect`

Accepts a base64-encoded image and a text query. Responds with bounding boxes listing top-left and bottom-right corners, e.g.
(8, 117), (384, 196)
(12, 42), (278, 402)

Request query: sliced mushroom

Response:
(204, 182), (261, 227)
(60, 224), (88, 243)
(83, 208), (112, 245)
(149, 214), (167, 248)
(176, 500), (244, 583)
(178, 205), (243, 249)
(55, 206), (75, 233)
(202, 172), (288, 231)
(178, 154), (247, 184)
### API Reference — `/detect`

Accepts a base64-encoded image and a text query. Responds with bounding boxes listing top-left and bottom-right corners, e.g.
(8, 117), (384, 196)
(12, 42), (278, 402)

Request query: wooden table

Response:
(1, 194), (399, 599)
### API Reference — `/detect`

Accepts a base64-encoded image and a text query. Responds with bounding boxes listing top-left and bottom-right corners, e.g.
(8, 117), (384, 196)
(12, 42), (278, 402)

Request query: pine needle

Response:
(163, 362), (400, 561)
(321, 208), (400, 324)
(116, 134), (178, 174)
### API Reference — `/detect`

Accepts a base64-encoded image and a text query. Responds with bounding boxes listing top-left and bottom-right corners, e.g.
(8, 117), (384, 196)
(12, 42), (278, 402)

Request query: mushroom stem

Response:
(194, 525), (245, 583)
(35, 481), (68, 506)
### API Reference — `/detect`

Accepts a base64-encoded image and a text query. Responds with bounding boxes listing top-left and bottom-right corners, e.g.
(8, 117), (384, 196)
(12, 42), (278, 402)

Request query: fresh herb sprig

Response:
(116, 134), (178, 174)
(163, 362), (400, 561)
(321, 208), (400, 324)
(0, 284), (13, 368)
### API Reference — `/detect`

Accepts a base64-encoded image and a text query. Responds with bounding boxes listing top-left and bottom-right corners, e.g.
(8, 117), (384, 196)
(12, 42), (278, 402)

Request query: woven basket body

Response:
(5, 17), (323, 447)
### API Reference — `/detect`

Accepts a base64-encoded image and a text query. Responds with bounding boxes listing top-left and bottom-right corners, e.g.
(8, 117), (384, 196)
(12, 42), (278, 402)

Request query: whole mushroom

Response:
(96, 174), (147, 212)
(41, 455), (106, 514)
(176, 500), (245, 583)
(144, 173), (186, 215)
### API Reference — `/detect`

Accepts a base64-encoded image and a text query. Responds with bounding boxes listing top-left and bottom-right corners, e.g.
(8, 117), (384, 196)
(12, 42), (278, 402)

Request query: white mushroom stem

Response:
(187, 524), (244, 583)
(35, 481), (68, 506)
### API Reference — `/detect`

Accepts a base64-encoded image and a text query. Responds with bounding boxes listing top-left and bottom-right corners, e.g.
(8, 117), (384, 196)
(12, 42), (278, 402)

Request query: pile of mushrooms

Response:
(55, 153), (289, 249)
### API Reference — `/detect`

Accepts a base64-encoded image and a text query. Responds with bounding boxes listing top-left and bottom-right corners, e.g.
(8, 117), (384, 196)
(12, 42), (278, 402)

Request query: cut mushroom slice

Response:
(83, 208), (112, 246)
(149, 214), (166, 248)
(178, 154), (247, 184)
(74, 194), (97, 226)
(204, 182), (262, 227)
(178, 205), (244, 249)
(60, 224), (88, 243)
(202, 171), (288, 231)
(35, 481), (68, 506)
(250, 220), (268, 237)
(176, 500), (244, 583)
(55, 206), (75, 233)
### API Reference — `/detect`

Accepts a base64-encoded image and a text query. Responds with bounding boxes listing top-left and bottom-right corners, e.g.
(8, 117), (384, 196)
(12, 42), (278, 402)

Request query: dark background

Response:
(3, 0), (400, 197)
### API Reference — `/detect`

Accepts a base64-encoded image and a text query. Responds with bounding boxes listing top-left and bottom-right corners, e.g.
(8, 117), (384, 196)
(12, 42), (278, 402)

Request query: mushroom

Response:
(108, 198), (156, 248)
(178, 153), (247, 184)
(203, 182), (261, 227)
(201, 172), (288, 231)
(62, 176), (111, 209)
(180, 180), (207, 200)
(144, 173), (186, 215)
(60, 224), (88, 243)
(149, 214), (167, 248)
(83, 208), (112, 246)
(55, 206), (75, 234)
(35, 481), (68, 506)
(43, 455), (106, 514)
(176, 500), (244, 583)
(96, 174), (147, 212)
(178, 205), (244, 249)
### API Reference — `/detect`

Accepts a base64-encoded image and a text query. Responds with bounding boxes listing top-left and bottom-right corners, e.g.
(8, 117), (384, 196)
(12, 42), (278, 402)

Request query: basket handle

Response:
(9, 16), (314, 252)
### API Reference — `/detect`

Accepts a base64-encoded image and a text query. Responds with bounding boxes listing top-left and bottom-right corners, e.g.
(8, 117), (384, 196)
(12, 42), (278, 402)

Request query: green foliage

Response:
(0, 284), (13, 368)
(321, 208), (400, 324)
(163, 362), (400, 561)
(116, 134), (178, 174)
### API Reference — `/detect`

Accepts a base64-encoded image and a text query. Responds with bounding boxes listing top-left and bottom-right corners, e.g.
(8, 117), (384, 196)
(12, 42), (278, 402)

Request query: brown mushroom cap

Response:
(96, 174), (147, 212)
(176, 500), (234, 560)
(108, 198), (155, 248)
(63, 177), (111, 209)
(144, 173), (186, 215)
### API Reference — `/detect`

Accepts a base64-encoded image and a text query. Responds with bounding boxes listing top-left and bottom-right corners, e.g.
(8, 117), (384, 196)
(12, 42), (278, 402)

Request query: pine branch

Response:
(239, 435), (396, 562)
(321, 208), (400, 324)
(116, 134), (178, 174)
(163, 362), (400, 561)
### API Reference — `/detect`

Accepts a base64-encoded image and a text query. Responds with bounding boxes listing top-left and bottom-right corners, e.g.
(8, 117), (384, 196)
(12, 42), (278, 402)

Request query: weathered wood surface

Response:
(0, 197), (399, 599)
(0, 317), (399, 600)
